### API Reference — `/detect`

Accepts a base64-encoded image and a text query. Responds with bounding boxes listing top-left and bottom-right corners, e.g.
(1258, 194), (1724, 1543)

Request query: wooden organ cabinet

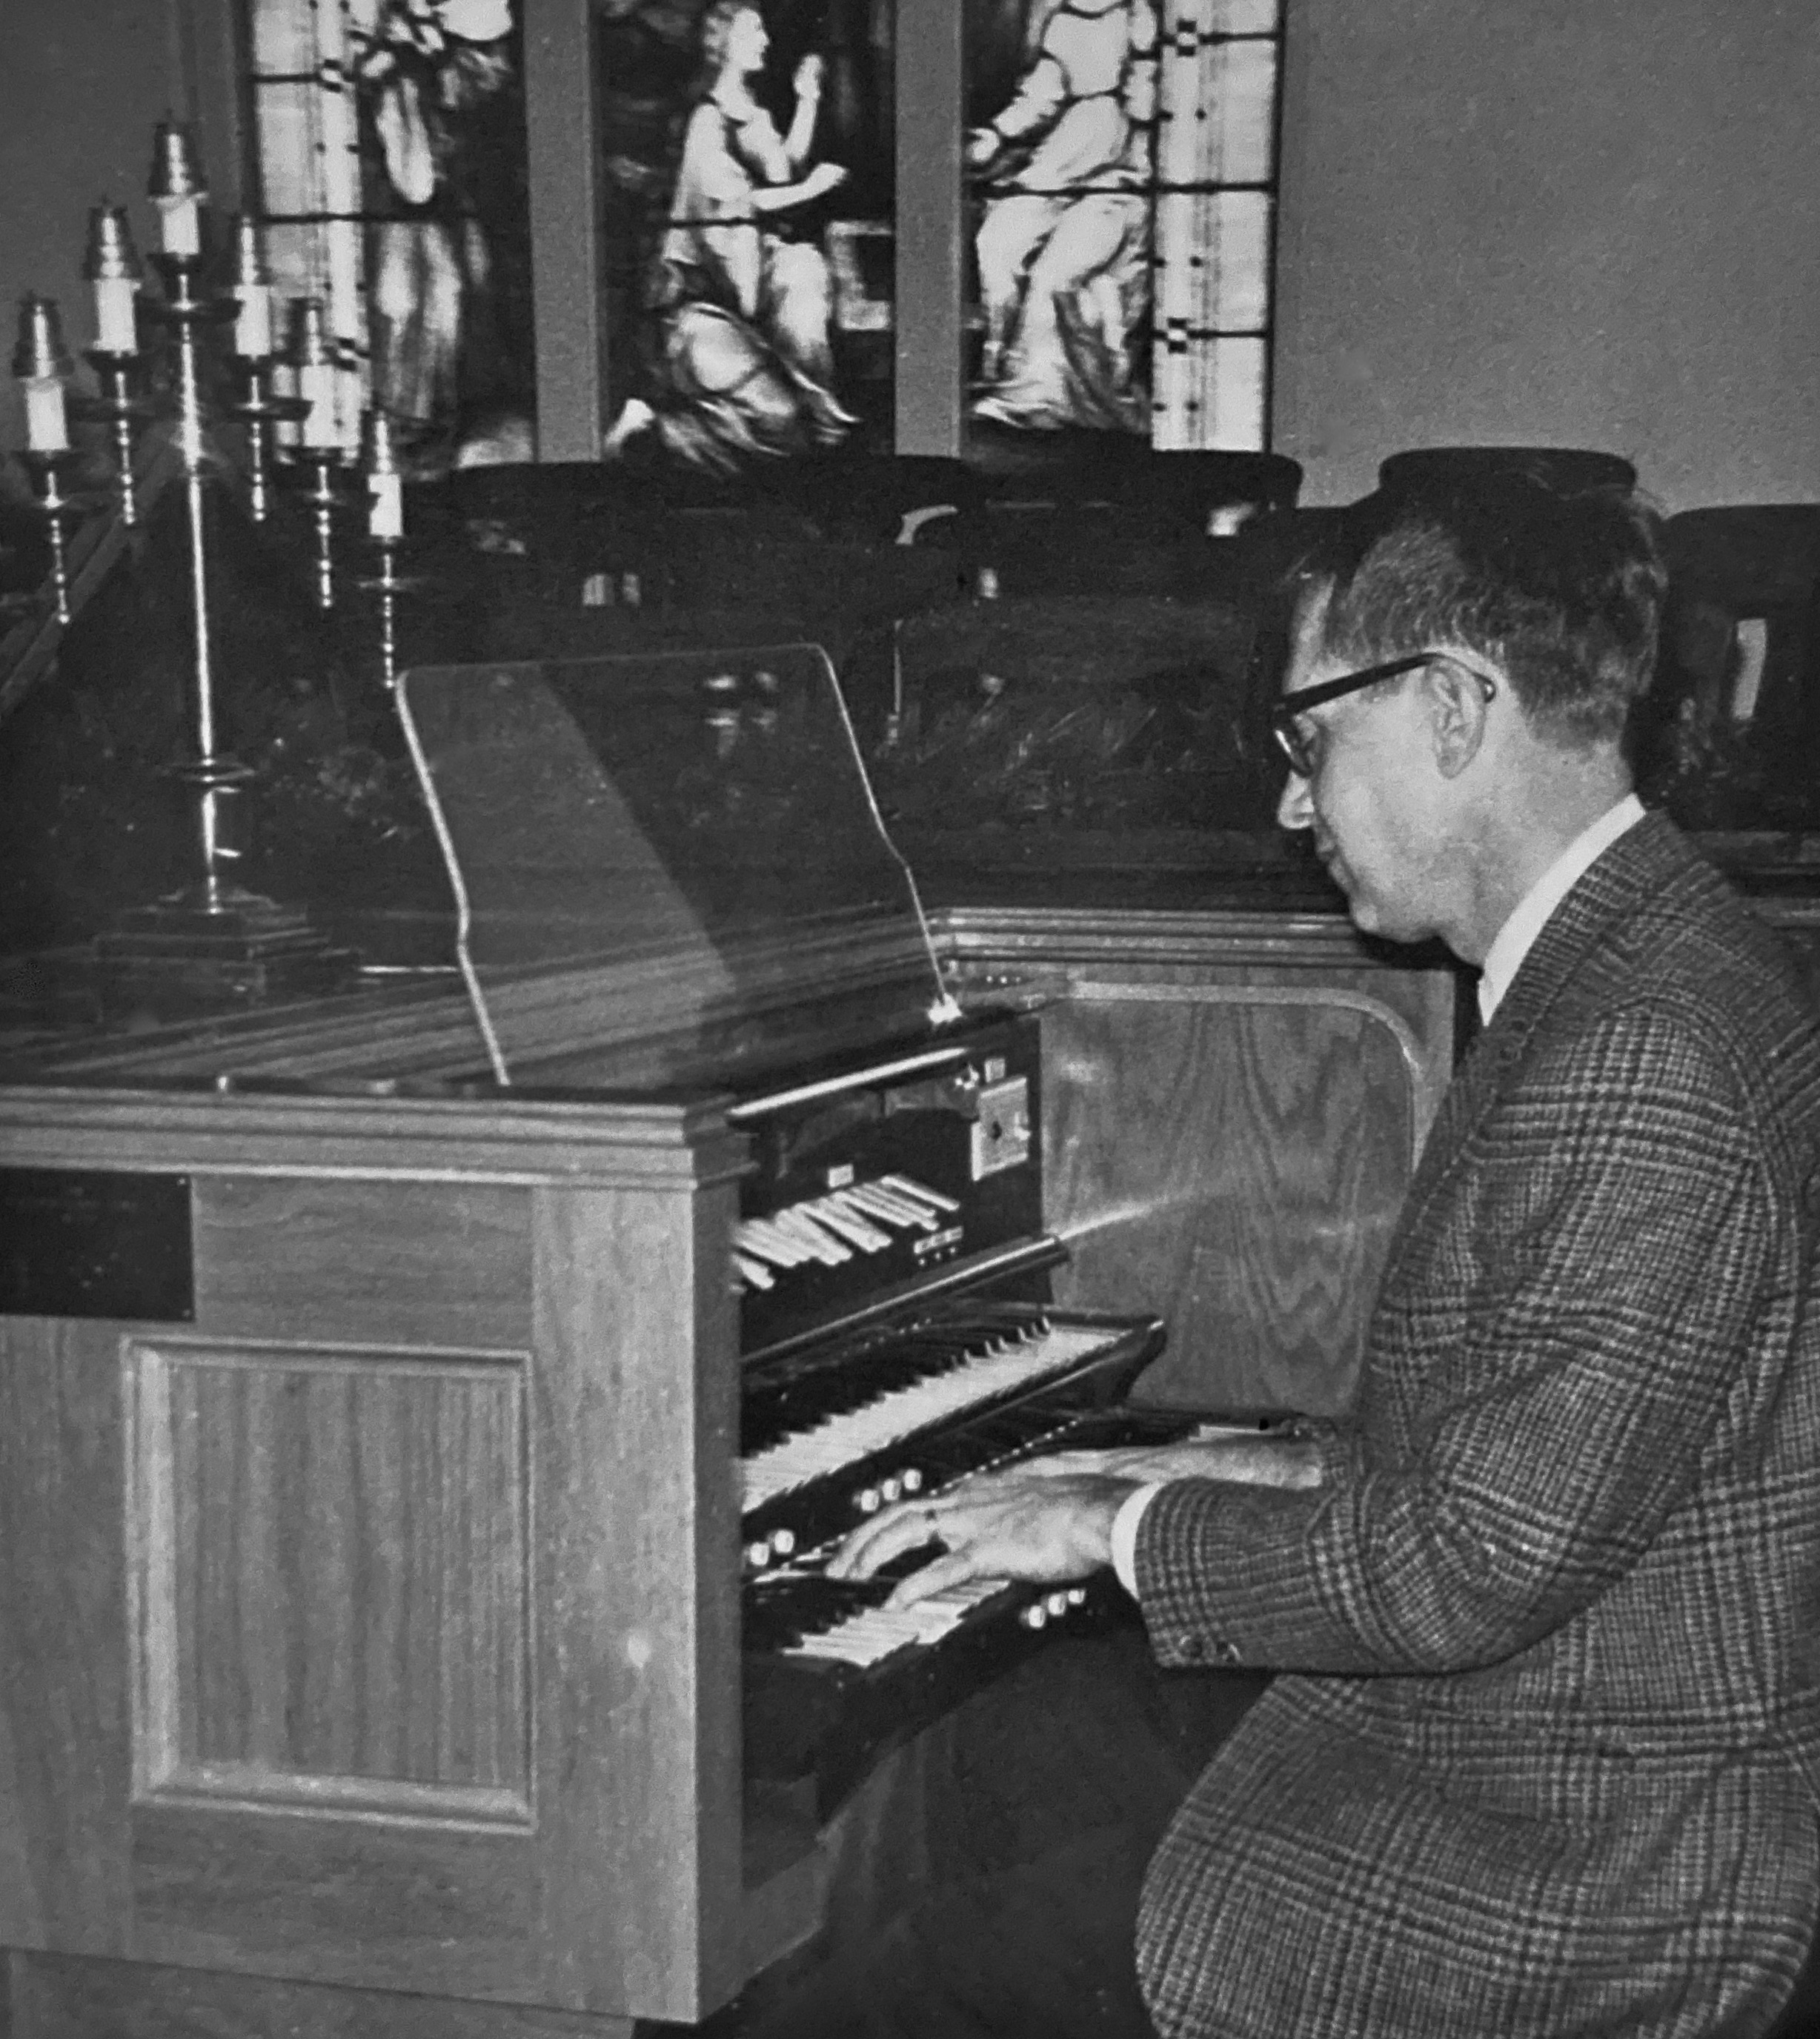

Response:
(0, 642), (1456, 2037)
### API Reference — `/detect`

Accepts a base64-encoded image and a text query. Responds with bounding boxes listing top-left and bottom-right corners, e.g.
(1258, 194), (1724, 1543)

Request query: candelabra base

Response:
(93, 888), (359, 1011)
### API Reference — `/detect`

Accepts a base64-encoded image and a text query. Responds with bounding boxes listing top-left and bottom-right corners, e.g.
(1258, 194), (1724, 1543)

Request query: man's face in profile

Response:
(1274, 585), (1452, 948)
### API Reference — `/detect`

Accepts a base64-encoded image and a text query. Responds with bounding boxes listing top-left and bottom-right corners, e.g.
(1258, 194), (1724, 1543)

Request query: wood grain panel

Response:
(126, 1342), (531, 1825)
(937, 903), (1457, 1416)
(1044, 988), (1415, 1414)
(0, 1320), (133, 1955)
(0, 1089), (748, 1200)
(938, 902), (1459, 1148)
(193, 1180), (531, 1351)
(531, 1177), (745, 2022)
(127, 1809), (538, 1998)
(9, 1949), (633, 2039)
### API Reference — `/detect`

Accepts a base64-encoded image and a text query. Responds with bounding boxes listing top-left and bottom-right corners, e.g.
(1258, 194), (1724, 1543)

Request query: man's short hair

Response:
(1303, 473), (1670, 747)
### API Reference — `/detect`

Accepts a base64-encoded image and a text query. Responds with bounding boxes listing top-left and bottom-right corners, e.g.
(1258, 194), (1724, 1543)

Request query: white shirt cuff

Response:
(1110, 1482), (1164, 1597)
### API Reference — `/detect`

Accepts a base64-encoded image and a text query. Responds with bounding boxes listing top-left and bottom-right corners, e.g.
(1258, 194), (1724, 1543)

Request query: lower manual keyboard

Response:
(751, 1566), (1092, 1666)
(742, 1398), (1245, 1817)
(748, 1565), (1010, 1660)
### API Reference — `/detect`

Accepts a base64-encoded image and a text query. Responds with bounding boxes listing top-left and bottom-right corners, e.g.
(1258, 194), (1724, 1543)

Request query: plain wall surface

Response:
(0, 0), (241, 469)
(1273, 0), (1820, 509)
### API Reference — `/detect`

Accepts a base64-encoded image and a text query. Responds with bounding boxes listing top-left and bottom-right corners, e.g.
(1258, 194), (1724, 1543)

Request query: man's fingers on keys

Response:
(829, 1498), (943, 1580)
(883, 1547), (980, 1610)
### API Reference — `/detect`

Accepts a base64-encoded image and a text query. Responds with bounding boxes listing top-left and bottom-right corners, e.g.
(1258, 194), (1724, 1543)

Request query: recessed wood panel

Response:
(130, 1806), (539, 1997)
(126, 1341), (531, 1827)
(1046, 985), (1417, 1415)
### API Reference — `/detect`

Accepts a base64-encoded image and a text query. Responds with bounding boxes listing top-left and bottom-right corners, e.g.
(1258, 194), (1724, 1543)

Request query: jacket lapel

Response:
(1389, 811), (1688, 1260)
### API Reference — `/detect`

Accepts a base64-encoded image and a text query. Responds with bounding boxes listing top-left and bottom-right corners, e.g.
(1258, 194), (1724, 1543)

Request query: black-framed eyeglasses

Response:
(1270, 653), (1492, 777)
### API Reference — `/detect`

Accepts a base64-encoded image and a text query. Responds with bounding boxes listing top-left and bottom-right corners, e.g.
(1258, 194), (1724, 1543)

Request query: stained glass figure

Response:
(600, 1), (891, 479)
(966, 0), (1157, 434)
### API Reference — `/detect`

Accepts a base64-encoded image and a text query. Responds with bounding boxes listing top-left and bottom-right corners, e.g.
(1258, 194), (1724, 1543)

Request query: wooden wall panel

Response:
(192, 1180), (532, 1351)
(125, 1342), (531, 1826)
(937, 905), (1460, 1419)
(1043, 987), (1417, 1414)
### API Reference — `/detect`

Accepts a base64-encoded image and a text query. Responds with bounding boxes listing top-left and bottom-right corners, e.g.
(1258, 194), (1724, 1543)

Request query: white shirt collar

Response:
(1476, 794), (1645, 1025)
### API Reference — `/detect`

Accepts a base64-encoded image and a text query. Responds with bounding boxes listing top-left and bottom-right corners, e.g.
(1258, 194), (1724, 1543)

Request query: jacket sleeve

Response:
(1135, 999), (1781, 1674)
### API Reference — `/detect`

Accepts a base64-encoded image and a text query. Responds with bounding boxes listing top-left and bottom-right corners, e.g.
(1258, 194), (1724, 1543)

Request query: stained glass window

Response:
(246, 0), (369, 451)
(240, 1), (1281, 470)
(1149, 0), (1281, 450)
(245, 0), (535, 473)
(963, 0), (1281, 451)
(595, 1), (895, 476)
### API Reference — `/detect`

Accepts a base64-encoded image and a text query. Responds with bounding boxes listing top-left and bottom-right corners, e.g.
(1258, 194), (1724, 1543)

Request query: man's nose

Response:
(1276, 768), (1313, 831)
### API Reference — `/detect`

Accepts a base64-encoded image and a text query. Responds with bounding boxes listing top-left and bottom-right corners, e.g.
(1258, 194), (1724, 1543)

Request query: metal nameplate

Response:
(0, 1168), (195, 1320)
(969, 1077), (1032, 1180)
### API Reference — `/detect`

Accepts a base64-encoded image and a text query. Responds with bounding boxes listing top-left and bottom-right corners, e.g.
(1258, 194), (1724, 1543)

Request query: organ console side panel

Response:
(528, 1175), (745, 2018)
(936, 906), (1459, 1414)
(124, 1338), (536, 1830)
(0, 1085), (768, 2026)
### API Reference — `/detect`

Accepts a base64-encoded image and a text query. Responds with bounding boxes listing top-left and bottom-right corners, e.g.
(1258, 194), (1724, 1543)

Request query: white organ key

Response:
(781, 1574), (1009, 1663)
(734, 1173), (954, 1290)
(737, 1218), (810, 1268)
(734, 1250), (774, 1290)
(843, 1181), (938, 1230)
(882, 1172), (962, 1214)
(740, 1321), (1108, 1513)
(807, 1195), (894, 1252)
(769, 1206), (851, 1265)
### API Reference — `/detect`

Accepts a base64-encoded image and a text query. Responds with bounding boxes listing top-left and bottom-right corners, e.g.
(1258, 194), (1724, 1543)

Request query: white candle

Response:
(233, 282), (272, 359)
(273, 360), (301, 449)
(368, 470), (404, 539)
(24, 377), (68, 452)
(93, 275), (138, 354)
(159, 196), (202, 259)
(300, 360), (337, 448)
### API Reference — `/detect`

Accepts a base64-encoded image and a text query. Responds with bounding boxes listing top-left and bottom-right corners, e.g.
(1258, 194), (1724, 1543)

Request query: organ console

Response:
(8, 635), (1448, 2038)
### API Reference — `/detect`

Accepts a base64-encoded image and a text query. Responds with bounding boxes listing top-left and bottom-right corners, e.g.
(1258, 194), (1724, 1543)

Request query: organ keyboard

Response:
(739, 1300), (1165, 1811)
(740, 1307), (1138, 1520)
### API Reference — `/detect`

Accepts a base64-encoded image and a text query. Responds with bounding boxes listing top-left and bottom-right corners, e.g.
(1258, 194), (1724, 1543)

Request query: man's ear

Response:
(1424, 659), (1491, 779)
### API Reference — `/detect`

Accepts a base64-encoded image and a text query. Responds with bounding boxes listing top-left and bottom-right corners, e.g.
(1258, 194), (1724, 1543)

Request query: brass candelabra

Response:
(9, 119), (413, 1008)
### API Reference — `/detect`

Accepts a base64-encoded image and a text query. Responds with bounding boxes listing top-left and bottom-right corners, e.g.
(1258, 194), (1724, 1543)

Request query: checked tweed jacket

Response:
(1132, 814), (1820, 2039)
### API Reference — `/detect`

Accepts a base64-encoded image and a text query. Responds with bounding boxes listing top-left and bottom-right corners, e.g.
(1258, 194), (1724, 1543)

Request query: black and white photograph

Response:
(1, 4), (1818, 2037)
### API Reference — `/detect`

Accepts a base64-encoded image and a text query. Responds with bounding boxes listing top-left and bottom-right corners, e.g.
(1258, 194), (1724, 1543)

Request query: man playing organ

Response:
(756, 473), (1820, 2039)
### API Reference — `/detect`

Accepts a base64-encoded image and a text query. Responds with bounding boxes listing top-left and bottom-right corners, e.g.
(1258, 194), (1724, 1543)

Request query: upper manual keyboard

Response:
(738, 1303), (1163, 1562)
(742, 1314), (1112, 1513)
